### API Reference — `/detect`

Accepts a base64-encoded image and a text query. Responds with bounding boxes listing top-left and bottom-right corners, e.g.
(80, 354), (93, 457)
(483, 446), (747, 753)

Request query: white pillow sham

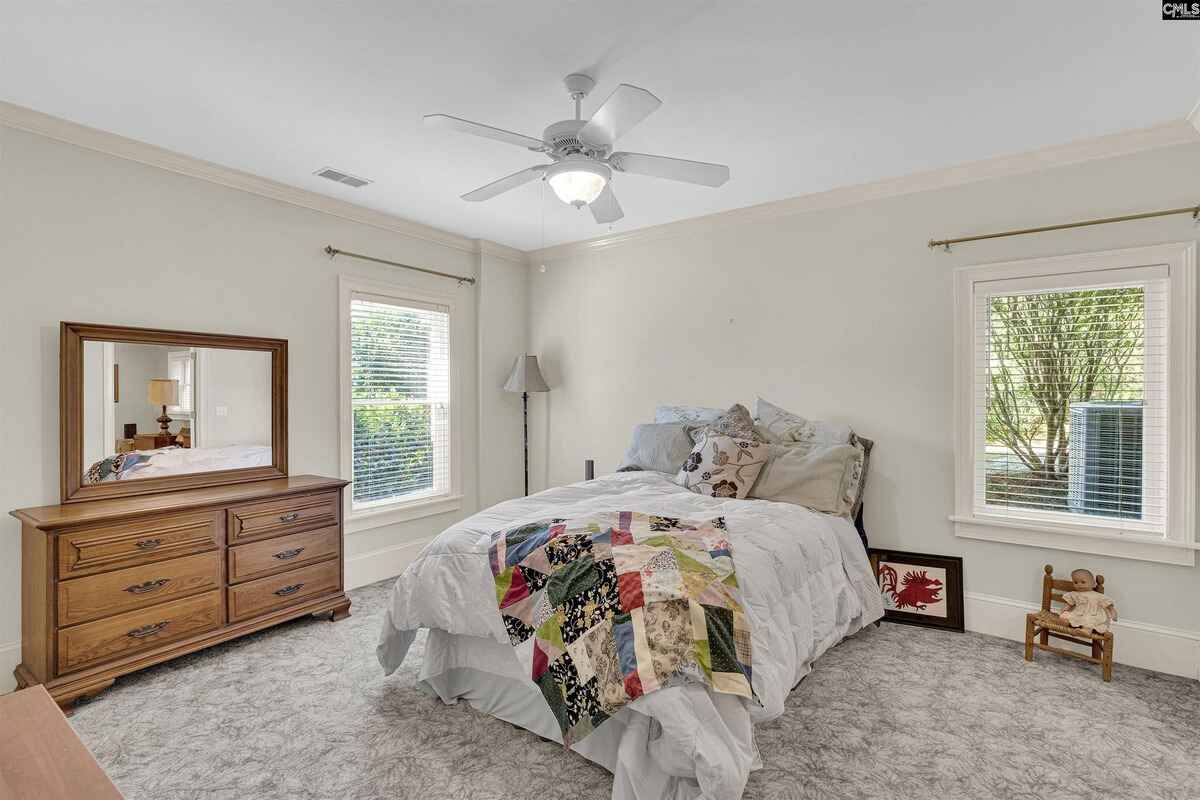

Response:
(752, 397), (852, 448)
(654, 404), (725, 426)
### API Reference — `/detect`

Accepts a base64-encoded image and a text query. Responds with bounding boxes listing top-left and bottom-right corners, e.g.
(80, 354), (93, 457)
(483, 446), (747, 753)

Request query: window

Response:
(339, 277), (459, 528)
(166, 349), (195, 418)
(953, 243), (1196, 565)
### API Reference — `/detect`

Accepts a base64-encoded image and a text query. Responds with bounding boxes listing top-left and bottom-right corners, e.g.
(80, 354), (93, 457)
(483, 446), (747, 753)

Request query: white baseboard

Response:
(344, 536), (436, 590)
(0, 641), (20, 693)
(965, 592), (1200, 680)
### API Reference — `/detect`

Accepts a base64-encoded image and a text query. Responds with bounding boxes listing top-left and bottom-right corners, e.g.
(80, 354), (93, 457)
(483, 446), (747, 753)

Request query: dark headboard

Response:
(854, 503), (868, 551)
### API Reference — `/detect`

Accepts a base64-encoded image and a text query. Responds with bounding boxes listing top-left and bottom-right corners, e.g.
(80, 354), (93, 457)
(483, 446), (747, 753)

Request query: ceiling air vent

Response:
(314, 167), (372, 188)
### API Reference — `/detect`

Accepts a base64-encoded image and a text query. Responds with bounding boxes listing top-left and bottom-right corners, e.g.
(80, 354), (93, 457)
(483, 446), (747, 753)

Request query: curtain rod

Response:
(929, 204), (1200, 252)
(324, 245), (476, 285)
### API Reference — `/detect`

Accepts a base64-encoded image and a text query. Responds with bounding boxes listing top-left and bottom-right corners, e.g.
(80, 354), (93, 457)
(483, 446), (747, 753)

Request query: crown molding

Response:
(529, 118), (1200, 262)
(5, 99), (1197, 268)
(475, 239), (527, 265)
(0, 99), (524, 261)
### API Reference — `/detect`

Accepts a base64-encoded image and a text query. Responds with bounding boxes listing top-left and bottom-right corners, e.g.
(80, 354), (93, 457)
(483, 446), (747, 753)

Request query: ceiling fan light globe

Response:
(546, 161), (610, 207)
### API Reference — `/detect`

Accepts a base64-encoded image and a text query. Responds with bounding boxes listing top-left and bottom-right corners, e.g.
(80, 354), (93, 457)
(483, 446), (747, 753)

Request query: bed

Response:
(377, 470), (883, 800)
(83, 444), (273, 484)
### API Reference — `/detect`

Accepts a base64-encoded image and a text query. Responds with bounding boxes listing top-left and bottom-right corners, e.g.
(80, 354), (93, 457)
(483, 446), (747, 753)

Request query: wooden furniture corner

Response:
(1023, 564), (1114, 682)
(0, 684), (124, 798)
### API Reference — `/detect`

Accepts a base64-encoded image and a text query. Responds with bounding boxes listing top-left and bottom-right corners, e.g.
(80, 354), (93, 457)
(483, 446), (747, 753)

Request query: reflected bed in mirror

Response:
(62, 323), (287, 502)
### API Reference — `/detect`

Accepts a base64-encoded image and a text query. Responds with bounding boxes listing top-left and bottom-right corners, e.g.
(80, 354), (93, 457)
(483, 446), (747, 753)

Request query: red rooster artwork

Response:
(878, 564), (944, 612)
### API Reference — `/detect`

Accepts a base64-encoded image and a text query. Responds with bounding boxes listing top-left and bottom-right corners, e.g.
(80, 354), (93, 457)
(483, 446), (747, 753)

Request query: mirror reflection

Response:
(81, 342), (273, 484)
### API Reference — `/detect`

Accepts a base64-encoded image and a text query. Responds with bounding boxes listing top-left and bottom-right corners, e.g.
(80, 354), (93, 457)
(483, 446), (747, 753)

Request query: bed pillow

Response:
(749, 443), (858, 514)
(752, 396), (852, 448)
(654, 404), (725, 426)
(844, 433), (874, 519)
(83, 452), (149, 485)
(616, 423), (696, 474)
(675, 432), (767, 499)
(688, 403), (763, 443)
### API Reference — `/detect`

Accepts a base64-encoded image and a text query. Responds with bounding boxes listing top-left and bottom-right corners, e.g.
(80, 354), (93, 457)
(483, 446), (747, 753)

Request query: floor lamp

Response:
(504, 354), (549, 496)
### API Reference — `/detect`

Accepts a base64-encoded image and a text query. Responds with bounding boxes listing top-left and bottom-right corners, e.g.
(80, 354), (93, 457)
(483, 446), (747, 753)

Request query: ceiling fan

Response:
(425, 74), (730, 224)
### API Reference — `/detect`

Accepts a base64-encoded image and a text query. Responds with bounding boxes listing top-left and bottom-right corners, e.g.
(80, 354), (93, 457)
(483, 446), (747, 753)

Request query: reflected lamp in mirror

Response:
(147, 378), (180, 435)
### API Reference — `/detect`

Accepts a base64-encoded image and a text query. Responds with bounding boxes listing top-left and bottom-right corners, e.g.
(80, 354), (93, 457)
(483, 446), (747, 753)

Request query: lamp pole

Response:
(523, 391), (529, 496)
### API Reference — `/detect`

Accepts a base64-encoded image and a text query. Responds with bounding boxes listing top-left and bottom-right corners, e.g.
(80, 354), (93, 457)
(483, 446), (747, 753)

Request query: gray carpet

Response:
(70, 578), (1200, 800)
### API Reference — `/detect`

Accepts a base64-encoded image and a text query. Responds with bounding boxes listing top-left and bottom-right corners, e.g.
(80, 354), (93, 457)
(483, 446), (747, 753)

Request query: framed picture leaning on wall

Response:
(868, 548), (964, 631)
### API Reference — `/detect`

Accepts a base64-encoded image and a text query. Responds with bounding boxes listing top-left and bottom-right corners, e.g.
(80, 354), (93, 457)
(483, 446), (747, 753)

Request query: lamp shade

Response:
(504, 355), (549, 393)
(147, 378), (180, 406)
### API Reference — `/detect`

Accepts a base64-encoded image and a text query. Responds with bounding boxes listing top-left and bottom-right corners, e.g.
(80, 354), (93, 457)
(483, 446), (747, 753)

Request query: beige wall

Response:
(196, 348), (272, 448)
(477, 252), (531, 508)
(114, 343), (170, 435)
(0, 126), (529, 676)
(528, 141), (1200, 634)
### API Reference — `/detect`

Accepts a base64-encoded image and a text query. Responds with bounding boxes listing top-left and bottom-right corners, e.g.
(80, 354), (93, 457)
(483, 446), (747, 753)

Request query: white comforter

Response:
(125, 444), (272, 479)
(377, 472), (883, 800)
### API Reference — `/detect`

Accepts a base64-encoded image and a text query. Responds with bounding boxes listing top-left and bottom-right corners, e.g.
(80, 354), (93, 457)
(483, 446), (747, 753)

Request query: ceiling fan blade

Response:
(609, 152), (730, 187)
(590, 185), (624, 224)
(461, 166), (546, 201)
(578, 84), (662, 148)
(424, 114), (546, 151)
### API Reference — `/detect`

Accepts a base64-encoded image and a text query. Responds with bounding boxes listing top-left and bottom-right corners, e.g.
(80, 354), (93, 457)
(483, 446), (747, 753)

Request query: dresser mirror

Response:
(61, 322), (287, 502)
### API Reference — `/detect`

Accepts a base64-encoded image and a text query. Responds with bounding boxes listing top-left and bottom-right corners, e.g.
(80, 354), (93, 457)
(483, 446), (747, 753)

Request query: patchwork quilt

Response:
(487, 511), (755, 746)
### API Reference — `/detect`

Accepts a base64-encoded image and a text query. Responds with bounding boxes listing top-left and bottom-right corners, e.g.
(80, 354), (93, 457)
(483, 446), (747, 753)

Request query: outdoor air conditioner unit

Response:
(1067, 402), (1143, 519)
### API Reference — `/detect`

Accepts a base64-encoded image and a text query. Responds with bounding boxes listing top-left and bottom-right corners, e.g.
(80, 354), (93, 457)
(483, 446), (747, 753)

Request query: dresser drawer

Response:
(57, 590), (222, 674)
(57, 510), (222, 579)
(228, 525), (341, 584)
(227, 559), (341, 622)
(57, 551), (223, 627)
(227, 491), (339, 544)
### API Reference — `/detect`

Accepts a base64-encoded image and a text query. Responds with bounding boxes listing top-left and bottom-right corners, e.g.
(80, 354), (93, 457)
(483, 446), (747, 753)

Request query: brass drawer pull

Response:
(278, 512), (300, 523)
(135, 538), (162, 550)
(127, 621), (170, 639)
(274, 583), (304, 597)
(273, 547), (305, 561)
(125, 578), (170, 595)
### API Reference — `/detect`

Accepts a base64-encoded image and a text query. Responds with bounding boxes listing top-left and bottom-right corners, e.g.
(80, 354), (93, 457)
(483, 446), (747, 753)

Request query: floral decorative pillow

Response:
(675, 432), (767, 499)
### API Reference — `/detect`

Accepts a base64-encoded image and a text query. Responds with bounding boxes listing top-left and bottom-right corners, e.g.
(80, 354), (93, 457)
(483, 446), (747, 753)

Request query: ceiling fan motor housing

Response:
(543, 119), (606, 159)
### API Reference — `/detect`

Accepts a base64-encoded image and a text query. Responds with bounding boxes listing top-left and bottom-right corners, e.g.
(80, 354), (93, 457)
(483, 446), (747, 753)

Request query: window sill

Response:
(346, 494), (463, 535)
(951, 514), (1196, 566)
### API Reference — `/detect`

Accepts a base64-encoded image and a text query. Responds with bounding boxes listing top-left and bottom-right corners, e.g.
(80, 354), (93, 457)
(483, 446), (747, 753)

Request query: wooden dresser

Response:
(10, 475), (350, 707)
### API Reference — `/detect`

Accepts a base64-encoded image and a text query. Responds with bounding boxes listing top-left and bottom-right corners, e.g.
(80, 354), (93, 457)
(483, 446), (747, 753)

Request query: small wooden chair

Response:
(1024, 564), (1114, 681)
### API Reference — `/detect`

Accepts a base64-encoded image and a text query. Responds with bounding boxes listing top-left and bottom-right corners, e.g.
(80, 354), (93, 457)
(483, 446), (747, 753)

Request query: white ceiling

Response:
(3, 2), (1198, 250)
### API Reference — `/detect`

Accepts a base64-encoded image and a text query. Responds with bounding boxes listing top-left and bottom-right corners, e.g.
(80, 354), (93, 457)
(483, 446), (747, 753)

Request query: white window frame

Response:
(165, 348), (195, 420)
(952, 242), (1196, 566)
(339, 275), (462, 534)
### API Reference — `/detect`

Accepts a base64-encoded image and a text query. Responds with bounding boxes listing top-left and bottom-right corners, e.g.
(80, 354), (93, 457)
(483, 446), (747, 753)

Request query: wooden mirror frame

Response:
(61, 322), (288, 503)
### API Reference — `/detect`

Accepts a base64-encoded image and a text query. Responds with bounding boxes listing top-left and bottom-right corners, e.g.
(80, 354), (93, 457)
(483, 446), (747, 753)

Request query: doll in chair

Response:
(1059, 568), (1118, 634)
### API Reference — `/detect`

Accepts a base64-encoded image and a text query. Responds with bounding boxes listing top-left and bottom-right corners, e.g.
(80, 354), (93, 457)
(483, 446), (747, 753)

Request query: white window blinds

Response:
(972, 267), (1169, 534)
(349, 295), (451, 509)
